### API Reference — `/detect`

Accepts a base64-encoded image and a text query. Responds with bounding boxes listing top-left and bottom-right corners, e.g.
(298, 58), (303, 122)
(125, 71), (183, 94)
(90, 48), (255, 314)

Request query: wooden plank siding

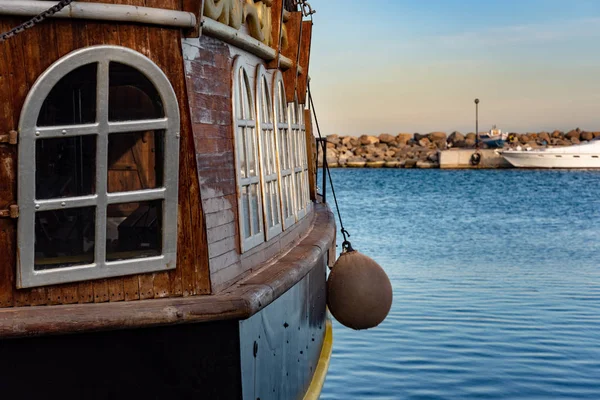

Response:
(281, 12), (302, 103)
(297, 21), (313, 104)
(182, 35), (318, 293)
(0, 15), (210, 307)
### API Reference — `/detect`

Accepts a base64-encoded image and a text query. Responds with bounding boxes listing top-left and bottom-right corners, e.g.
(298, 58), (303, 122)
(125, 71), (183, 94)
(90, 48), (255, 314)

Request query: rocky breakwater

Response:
(321, 128), (600, 168)
(322, 132), (449, 169)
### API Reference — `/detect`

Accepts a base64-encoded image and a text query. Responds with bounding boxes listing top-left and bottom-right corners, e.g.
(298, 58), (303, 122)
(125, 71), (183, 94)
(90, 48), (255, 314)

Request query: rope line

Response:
(308, 81), (353, 252)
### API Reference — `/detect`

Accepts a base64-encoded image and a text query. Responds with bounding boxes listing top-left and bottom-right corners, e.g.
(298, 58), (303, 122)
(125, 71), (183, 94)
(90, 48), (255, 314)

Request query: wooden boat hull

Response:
(0, 255), (329, 399)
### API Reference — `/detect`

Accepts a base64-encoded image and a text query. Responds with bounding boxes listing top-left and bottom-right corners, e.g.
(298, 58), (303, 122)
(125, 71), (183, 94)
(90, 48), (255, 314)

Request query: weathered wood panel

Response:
(0, 16), (210, 307)
(304, 109), (317, 201)
(266, 0), (284, 69)
(297, 21), (312, 104)
(281, 12), (302, 103)
(0, 19), (17, 308)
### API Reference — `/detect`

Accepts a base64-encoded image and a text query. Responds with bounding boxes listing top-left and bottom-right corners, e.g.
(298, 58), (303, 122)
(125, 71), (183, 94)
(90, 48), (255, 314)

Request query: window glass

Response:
(250, 183), (260, 235)
(37, 63), (97, 126)
(106, 200), (162, 261)
(241, 185), (251, 239)
(36, 136), (96, 199)
(34, 207), (95, 270)
(109, 62), (164, 121)
(108, 131), (164, 192)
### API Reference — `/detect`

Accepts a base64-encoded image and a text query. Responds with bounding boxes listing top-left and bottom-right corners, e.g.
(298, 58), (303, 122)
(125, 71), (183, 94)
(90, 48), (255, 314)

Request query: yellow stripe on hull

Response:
(303, 318), (333, 400)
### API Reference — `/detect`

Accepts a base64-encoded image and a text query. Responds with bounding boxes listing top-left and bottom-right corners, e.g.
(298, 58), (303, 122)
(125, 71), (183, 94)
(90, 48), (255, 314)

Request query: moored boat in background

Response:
(501, 137), (600, 168)
(479, 125), (508, 148)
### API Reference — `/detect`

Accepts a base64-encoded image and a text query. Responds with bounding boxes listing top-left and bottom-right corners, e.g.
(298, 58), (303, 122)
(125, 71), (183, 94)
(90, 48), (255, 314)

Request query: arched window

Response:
(232, 57), (264, 252)
(273, 71), (295, 229)
(256, 65), (282, 240)
(289, 97), (308, 220)
(17, 45), (180, 288)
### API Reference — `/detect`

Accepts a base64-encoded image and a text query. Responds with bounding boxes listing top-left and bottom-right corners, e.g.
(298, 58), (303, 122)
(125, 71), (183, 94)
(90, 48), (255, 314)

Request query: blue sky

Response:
(309, 0), (600, 135)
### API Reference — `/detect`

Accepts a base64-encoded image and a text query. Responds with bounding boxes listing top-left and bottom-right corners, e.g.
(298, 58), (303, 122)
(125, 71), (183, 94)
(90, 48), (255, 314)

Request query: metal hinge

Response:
(0, 205), (19, 219)
(0, 130), (18, 145)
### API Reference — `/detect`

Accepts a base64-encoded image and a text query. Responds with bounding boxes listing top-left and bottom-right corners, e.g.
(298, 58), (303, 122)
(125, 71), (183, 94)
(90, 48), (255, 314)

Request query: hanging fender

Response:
(470, 152), (481, 166)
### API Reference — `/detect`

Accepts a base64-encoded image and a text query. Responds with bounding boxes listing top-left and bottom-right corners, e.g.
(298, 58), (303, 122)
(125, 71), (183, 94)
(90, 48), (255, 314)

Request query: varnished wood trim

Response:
(0, 203), (335, 339)
(0, 1), (196, 28)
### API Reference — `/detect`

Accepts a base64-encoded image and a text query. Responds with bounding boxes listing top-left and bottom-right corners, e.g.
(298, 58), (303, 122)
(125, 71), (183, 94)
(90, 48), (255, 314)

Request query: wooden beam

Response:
(266, 0), (284, 69)
(182, 0), (204, 38)
(297, 20), (312, 104)
(281, 11), (302, 103)
(304, 109), (317, 201)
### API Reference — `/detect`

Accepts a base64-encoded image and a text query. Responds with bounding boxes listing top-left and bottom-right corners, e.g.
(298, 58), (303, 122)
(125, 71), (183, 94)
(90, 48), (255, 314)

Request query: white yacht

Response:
(501, 137), (600, 168)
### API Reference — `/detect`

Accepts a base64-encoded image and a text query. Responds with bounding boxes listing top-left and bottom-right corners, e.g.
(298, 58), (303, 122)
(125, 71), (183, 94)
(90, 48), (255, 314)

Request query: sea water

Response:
(320, 169), (600, 400)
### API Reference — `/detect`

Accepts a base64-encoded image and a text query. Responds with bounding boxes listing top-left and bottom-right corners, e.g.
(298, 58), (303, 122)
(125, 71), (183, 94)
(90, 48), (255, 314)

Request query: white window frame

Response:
(272, 71), (296, 230)
(289, 97), (308, 220)
(17, 45), (180, 289)
(232, 56), (264, 252)
(255, 65), (283, 241)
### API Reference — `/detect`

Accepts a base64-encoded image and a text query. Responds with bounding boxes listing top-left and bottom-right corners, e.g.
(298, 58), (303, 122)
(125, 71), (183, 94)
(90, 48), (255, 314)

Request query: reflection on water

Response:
(321, 169), (600, 400)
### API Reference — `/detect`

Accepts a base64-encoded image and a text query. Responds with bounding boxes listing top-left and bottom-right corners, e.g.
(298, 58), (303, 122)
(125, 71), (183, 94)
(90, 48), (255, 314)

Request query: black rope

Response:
(308, 81), (354, 252)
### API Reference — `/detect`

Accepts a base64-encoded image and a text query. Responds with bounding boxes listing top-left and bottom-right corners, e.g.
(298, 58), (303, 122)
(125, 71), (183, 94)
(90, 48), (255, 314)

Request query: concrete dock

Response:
(439, 149), (512, 169)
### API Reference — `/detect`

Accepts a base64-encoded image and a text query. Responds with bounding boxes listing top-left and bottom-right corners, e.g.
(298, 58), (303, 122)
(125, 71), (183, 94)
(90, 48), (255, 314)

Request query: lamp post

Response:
(474, 98), (480, 149)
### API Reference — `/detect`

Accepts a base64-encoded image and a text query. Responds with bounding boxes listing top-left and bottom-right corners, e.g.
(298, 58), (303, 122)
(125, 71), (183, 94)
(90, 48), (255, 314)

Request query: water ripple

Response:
(321, 169), (600, 400)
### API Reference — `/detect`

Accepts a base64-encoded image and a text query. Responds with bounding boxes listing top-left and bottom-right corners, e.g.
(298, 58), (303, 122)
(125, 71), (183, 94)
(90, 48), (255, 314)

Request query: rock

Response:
(454, 140), (466, 148)
(385, 150), (396, 158)
(581, 131), (594, 141)
(366, 150), (385, 162)
(384, 161), (401, 168)
(374, 142), (389, 150)
(434, 140), (447, 150)
(594, 132), (600, 138)
(346, 160), (366, 168)
(566, 130), (580, 140)
(414, 133), (427, 141)
(571, 137), (580, 144)
(326, 134), (340, 145)
(416, 161), (436, 169)
(418, 138), (431, 147)
(341, 136), (354, 146)
(465, 132), (476, 141)
(465, 138), (476, 148)
(404, 159), (418, 168)
(354, 147), (367, 156)
(365, 161), (385, 168)
(359, 135), (379, 146)
(326, 148), (338, 165)
(552, 130), (563, 138)
(428, 132), (447, 141)
(526, 141), (539, 148)
(396, 133), (413, 144)
(326, 142), (336, 149)
(379, 133), (395, 144)
(519, 135), (530, 144)
(337, 151), (354, 166)
(427, 152), (439, 163)
(448, 131), (465, 143)
(538, 132), (551, 143)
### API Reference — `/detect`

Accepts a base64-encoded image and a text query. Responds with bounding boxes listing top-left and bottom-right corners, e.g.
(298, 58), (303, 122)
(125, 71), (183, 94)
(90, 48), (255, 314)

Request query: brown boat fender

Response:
(327, 246), (393, 330)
